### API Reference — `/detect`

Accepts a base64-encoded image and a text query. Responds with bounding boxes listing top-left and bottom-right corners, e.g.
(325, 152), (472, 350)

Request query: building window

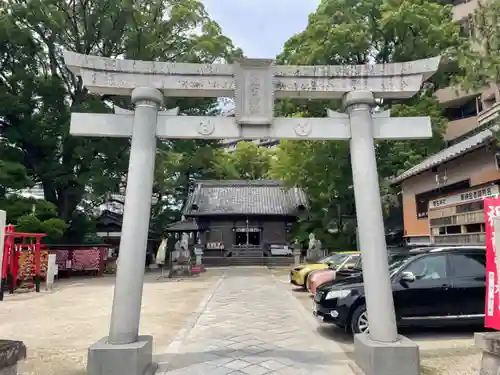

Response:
(477, 96), (483, 113)
(235, 231), (247, 245)
(414, 180), (471, 220)
(455, 200), (484, 213)
(465, 223), (482, 233)
(444, 97), (478, 121)
(459, 15), (475, 39)
(248, 232), (260, 246)
(416, 194), (430, 219)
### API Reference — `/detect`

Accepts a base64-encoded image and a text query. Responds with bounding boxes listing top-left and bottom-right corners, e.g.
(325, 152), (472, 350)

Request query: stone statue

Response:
(180, 232), (189, 251)
(308, 233), (316, 250)
(316, 239), (322, 250)
(171, 239), (181, 262)
(307, 233), (323, 260)
(170, 235), (191, 277)
(293, 239), (301, 265)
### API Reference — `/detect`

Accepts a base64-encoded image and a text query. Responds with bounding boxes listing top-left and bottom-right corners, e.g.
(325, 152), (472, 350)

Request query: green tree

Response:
(0, 0), (241, 230)
(270, 140), (356, 249)
(0, 195), (68, 241)
(212, 141), (275, 180)
(271, 0), (465, 247)
(0, 161), (32, 197)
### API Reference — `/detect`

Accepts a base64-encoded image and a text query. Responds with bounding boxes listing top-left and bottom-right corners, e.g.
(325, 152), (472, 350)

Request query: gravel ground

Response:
(0, 270), (224, 375)
(4, 266), (482, 375)
(270, 267), (483, 375)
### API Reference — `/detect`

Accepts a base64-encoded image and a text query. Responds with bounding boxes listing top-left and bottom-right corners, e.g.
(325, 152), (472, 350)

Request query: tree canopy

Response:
(211, 141), (275, 180)
(0, 0), (242, 238)
(270, 0), (467, 247)
(0, 0), (487, 248)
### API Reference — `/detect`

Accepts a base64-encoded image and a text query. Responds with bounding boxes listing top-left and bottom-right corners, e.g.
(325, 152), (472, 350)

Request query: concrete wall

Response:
(401, 147), (500, 237)
(452, 0), (479, 21)
(444, 116), (479, 140)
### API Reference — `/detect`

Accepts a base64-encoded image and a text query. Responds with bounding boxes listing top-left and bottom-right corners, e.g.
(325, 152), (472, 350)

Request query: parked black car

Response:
(313, 246), (487, 333)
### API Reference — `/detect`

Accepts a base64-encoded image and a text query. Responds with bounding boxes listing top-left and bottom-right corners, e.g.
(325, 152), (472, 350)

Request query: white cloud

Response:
(202, 0), (320, 58)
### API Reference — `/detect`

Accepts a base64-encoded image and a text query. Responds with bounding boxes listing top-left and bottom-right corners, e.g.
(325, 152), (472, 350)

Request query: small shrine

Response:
(173, 180), (307, 266)
(163, 218), (205, 276)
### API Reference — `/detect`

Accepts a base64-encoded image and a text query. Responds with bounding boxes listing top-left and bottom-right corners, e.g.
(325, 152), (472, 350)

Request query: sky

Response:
(202, 0), (321, 59)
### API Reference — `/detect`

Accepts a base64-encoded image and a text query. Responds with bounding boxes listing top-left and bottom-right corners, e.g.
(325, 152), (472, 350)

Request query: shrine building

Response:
(168, 180), (307, 264)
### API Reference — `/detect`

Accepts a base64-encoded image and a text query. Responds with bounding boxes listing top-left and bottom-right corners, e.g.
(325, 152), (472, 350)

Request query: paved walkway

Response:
(155, 268), (353, 375)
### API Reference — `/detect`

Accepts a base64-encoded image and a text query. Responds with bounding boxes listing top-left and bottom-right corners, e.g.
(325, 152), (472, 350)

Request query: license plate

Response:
(312, 302), (317, 313)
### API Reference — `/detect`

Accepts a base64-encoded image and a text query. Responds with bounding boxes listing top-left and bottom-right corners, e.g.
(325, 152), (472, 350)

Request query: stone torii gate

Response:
(63, 51), (440, 375)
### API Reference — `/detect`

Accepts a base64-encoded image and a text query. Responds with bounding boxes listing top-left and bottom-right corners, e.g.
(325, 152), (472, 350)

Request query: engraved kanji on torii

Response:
(64, 51), (440, 141)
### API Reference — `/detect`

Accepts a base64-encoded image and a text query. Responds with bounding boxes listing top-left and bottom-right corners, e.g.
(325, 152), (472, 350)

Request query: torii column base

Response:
(354, 333), (420, 375)
(87, 335), (157, 375)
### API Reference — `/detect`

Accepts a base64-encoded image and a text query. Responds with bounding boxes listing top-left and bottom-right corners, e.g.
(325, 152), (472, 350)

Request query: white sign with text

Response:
(429, 185), (499, 210)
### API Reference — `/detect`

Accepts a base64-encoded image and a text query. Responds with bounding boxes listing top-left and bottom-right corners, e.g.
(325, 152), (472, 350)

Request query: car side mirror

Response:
(400, 271), (416, 283)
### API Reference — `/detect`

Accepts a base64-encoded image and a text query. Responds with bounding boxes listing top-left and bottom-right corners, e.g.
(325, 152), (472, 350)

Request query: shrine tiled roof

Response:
(391, 126), (497, 184)
(183, 180), (308, 216)
(166, 219), (204, 232)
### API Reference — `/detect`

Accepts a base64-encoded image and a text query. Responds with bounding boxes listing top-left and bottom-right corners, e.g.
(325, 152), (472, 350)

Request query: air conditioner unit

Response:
(495, 152), (500, 170)
(435, 170), (448, 186)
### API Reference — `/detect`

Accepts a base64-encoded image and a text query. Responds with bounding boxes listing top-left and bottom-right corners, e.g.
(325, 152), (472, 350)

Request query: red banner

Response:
(484, 196), (500, 329)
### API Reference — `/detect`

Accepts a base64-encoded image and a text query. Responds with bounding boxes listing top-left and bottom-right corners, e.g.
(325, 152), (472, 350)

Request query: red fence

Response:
(52, 248), (106, 274)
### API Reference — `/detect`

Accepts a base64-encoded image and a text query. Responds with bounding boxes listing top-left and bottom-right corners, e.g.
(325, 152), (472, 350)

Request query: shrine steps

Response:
(203, 256), (293, 267)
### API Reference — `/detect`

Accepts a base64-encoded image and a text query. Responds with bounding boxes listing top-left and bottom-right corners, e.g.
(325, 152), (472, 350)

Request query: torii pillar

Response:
(63, 51), (440, 375)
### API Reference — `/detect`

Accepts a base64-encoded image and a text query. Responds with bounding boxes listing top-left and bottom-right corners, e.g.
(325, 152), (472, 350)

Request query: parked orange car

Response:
(307, 252), (360, 295)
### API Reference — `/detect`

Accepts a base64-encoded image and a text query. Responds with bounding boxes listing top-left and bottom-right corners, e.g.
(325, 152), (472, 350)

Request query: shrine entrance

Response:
(63, 51), (440, 375)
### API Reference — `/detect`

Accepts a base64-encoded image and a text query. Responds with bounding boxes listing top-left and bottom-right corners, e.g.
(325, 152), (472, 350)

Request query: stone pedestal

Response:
(87, 336), (156, 375)
(194, 246), (205, 272)
(293, 249), (301, 265)
(354, 333), (419, 375)
(0, 340), (26, 375)
(475, 332), (500, 375)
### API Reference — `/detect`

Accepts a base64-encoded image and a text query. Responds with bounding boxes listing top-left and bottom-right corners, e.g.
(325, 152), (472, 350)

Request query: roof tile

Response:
(183, 180), (308, 216)
(391, 126), (497, 184)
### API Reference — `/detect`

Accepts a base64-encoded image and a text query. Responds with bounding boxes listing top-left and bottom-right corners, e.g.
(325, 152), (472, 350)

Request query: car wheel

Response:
(350, 305), (369, 334)
(303, 272), (311, 289)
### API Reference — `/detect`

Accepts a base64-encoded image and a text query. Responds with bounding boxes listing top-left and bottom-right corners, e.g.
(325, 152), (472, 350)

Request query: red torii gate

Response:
(1, 225), (46, 301)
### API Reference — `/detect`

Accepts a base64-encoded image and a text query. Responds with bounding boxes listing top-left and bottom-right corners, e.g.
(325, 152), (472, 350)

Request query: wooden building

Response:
(180, 180), (307, 258)
(96, 210), (160, 254)
(391, 125), (500, 246)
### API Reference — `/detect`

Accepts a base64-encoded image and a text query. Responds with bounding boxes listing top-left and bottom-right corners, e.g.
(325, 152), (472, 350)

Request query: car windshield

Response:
(339, 254), (360, 268)
(319, 253), (349, 264)
(352, 253), (412, 273)
(330, 255), (354, 270)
